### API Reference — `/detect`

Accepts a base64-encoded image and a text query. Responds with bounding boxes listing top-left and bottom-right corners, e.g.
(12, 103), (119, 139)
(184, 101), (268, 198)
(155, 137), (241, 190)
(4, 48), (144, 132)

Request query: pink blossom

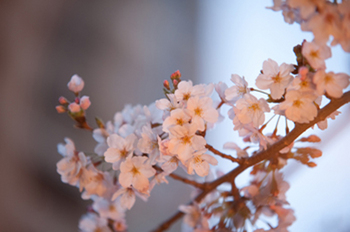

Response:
(256, 59), (294, 100)
(104, 133), (136, 170)
(225, 74), (250, 102)
(119, 156), (156, 194)
(235, 93), (270, 128)
(80, 96), (91, 110)
(79, 213), (111, 232)
(187, 96), (219, 131)
(68, 102), (81, 113)
(313, 70), (349, 98)
(278, 90), (317, 123)
(67, 74), (85, 93)
(302, 41), (331, 70)
(186, 149), (218, 177)
(168, 123), (207, 162)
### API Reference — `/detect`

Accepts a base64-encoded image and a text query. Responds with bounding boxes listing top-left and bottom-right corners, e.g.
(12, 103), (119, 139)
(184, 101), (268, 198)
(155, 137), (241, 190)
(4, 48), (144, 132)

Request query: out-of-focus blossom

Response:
(68, 74), (85, 93)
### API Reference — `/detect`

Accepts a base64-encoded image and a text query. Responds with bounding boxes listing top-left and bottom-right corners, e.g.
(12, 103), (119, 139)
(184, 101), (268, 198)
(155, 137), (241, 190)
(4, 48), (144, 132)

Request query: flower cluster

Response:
(55, 1), (350, 232)
(269, 0), (350, 52)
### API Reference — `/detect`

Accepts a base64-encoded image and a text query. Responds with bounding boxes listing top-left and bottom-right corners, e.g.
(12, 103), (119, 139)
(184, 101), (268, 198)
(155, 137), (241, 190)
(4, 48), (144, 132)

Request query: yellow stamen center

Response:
(181, 136), (191, 144)
(272, 73), (282, 83)
(193, 155), (202, 164)
(324, 74), (333, 84)
(109, 205), (116, 212)
(293, 99), (302, 107)
(183, 93), (191, 100)
(176, 118), (184, 126)
(194, 107), (203, 117)
(120, 149), (128, 158)
(249, 103), (260, 111)
(300, 80), (309, 88)
(310, 50), (319, 58)
(131, 166), (140, 176)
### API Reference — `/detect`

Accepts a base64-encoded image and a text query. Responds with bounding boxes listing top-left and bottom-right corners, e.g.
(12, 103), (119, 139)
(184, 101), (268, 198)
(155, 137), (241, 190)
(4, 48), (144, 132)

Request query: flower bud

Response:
(58, 96), (68, 105)
(298, 66), (308, 81)
(172, 79), (178, 87)
(68, 102), (81, 113)
(56, 105), (66, 113)
(163, 80), (170, 90)
(67, 74), (84, 93)
(170, 70), (181, 80)
(307, 162), (317, 168)
(80, 96), (91, 110)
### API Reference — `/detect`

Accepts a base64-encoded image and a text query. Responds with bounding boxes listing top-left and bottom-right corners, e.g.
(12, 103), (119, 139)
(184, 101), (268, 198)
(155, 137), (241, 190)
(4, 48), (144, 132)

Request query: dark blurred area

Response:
(0, 1), (199, 231)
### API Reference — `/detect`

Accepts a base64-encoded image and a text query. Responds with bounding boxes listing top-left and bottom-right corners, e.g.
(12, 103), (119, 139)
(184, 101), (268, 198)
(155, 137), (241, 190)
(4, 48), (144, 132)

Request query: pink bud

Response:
(58, 96), (68, 104)
(56, 105), (66, 113)
(68, 102), (81, 113)
(298, 66), (308, 81)
(67, 74), (84, 93)
(172, 79), (178, 86)
(170, 70), (181, 79)
(163, 80), (170, 90)
(80, 96), (91, 110)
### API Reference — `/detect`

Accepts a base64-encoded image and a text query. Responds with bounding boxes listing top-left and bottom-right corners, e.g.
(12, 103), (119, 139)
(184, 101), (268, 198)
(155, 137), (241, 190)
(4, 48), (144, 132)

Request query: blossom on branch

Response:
(235, 93), (270, 128)
(119, 156), (156, 194)
(256, 58), (294, 100)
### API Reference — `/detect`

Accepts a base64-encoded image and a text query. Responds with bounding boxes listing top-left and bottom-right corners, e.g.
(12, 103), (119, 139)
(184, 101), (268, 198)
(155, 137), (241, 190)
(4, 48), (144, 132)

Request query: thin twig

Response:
(153, 165), (205, 189)
(205, 144), (241, 163)
(168, 173), (206, 189)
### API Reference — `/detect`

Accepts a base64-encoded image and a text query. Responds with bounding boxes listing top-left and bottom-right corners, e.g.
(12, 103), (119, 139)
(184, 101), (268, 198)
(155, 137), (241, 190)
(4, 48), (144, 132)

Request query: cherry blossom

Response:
(278, 90), (317, 123)
(112, 187), (136, 210)
(118, 156), (156, 194)
(187, 96), (219, 131)
(186, 149), (218, 177)
(162, 108), (191, 133)
(137, 125), (162, 164)
(301, 3), (342, 46)
(168, 123), (207, 162)
(92, 197), (125, 221)
(313, 70), (350, 98)
(225, 74), (250, 102)
(104, 134), (137, 170)
(78, 213), (111, 232)
(57, 151), (88, 187)
(80, 167), (116, 199)
(156, 94), (183, 119)
(302, 41), (331, 70)
(235, 93), (270, 128)
(256, 59), (294, 100)
(174, 80), (214, 102)
(92, 122), (114, 156)
(179, 203), (209, 230)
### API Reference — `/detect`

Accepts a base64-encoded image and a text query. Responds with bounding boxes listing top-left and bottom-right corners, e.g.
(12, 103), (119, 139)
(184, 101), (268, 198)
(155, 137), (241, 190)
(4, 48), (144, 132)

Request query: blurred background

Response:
(0, 0), (349, 232)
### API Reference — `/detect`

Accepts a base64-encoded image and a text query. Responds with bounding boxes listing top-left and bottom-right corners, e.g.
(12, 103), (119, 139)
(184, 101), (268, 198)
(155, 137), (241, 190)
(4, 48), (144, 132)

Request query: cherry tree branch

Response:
(151, 91), (350, 232)
(168, 173), (206, 189)
(205, 144), (241, 163)
(153, 165), (206, 189)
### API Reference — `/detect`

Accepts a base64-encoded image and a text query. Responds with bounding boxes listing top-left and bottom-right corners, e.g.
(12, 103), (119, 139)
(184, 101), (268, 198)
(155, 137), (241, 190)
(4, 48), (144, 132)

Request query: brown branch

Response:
(153, 165), (206, 189)
(205, 144), (241, 163)
(151, 91), (350, 232)
(151, 210), (184, 232)
(168, 173), (206, 189)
